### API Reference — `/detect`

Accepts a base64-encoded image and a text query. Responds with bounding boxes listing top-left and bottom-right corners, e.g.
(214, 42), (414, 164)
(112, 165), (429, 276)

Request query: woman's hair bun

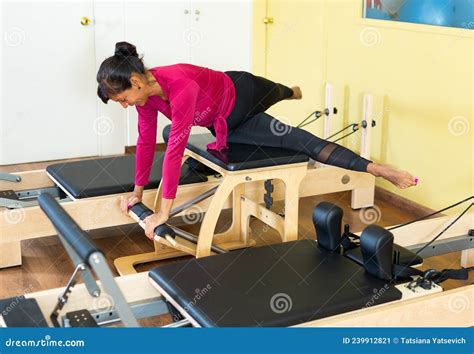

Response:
(114, 41), (138, 58)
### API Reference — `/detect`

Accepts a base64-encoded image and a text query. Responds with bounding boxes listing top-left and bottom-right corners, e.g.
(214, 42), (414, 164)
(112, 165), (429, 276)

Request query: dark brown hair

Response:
(96, 42), (146, 103)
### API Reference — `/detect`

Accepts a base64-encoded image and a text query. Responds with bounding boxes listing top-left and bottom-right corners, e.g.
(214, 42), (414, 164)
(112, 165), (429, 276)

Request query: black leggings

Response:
(216, 71), (371, 172)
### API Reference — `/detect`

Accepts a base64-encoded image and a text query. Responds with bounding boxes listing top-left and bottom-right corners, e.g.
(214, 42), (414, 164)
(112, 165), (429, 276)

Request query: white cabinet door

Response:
(123, 1), (253, 145)
(93, 1), (128, 155)
(189, 0), (252, 71)
(124, 0), (192, 145)
(188, 0), (253, 136)
(0, 1), (98, 164)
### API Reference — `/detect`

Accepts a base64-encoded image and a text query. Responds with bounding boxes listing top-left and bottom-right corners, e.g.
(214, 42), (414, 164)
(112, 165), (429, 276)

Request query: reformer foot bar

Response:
(1, 195), (471, 328)
(128, 200), (227, 256)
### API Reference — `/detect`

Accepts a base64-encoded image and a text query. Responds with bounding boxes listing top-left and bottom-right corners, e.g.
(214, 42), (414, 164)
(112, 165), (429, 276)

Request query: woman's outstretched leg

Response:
(227, 112), (417, 189)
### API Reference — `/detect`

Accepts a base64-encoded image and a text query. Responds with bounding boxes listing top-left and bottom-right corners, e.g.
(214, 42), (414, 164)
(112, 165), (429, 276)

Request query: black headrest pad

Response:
(360, 225), (394, 280)
(313, 202), (343, 252)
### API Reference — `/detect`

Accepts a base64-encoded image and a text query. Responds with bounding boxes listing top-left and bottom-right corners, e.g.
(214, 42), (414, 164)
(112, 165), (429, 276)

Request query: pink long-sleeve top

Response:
(135, 64), (235, 199)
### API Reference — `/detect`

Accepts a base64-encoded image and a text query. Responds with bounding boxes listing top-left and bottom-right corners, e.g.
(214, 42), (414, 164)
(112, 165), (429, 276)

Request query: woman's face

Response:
(110, 74), (148, 108)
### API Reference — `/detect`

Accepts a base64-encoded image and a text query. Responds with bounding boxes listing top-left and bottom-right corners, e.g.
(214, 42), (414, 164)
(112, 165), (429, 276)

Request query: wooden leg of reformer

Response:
(214, 183), (245, 242)
(196, 178), (236, 258)
(153, 179), (164, 213)
(0, 240), (22, 268)
(351, 176), (375, 209)
(461, 248), (474, 268)
(282, 173), (305, 242)
(239, 187), (253, 247)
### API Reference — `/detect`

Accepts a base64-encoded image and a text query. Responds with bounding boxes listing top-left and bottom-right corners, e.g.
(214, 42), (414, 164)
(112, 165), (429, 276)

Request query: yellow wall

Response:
(253, 0), (473, 212)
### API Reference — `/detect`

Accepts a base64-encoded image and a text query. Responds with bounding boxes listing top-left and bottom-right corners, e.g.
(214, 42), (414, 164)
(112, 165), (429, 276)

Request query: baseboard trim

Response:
(375, 186), (439, 218)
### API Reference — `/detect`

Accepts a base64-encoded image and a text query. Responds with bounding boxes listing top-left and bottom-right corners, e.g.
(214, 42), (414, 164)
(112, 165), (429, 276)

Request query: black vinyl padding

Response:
(128, 202), (176, 239)
(154, 224), (176, 239)
(163, 125), (216, 176)
(359, 225), (394, 281)
(186, 133), (309, 171)
(46, 154), (208, 199)
(129, 203), (154, 221)
(0, 298), (47, 327)
(38, 193), (99, 265)
(313, 201), (343, 252)
(149, 240), (402, 327)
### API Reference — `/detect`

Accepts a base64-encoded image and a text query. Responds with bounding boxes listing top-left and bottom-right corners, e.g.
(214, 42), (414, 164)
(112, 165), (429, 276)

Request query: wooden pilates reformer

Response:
(1, 194), (471, 328)
(0, 86), (380, 271)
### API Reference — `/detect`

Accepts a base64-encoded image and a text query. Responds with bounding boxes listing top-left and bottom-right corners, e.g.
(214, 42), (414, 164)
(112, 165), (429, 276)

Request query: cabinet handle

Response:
(80, 16), (91, 26)
(195, 10), (200, 15)
(184, 9), (189, 14)
(263, 17), (274, 24)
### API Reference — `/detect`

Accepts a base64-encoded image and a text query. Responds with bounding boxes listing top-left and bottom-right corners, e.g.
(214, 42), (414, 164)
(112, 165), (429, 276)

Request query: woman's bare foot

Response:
(367, 163), (418, 189)
(288, 86), (302, 100)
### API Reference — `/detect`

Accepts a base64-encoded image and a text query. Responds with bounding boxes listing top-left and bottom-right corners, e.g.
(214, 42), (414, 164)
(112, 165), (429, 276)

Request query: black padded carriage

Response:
(47, 130), (310, 199)
(47, 154), (207, 199)
(149, 239), (403, 327)
(185, 133), (309, 171)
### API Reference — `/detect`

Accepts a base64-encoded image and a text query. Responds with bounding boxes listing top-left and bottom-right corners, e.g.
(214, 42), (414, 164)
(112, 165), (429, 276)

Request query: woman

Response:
(97, 42), (417, 239)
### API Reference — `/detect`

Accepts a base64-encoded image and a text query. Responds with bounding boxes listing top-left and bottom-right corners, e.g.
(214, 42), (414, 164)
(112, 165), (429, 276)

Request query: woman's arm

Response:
(121, 106), (158, 214)
(160, 79), (199, 200)
(135, 105), (158, 187)
(142, 79), (200, 239)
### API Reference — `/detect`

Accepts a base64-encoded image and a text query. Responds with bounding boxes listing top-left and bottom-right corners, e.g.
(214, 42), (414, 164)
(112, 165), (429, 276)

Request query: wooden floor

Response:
(1, 158), (472, 327)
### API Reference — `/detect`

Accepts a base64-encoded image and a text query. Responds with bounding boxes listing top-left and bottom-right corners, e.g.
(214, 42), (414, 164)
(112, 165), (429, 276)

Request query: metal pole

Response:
(169, 185), (218, 217)
(170, 225), (227, 254)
